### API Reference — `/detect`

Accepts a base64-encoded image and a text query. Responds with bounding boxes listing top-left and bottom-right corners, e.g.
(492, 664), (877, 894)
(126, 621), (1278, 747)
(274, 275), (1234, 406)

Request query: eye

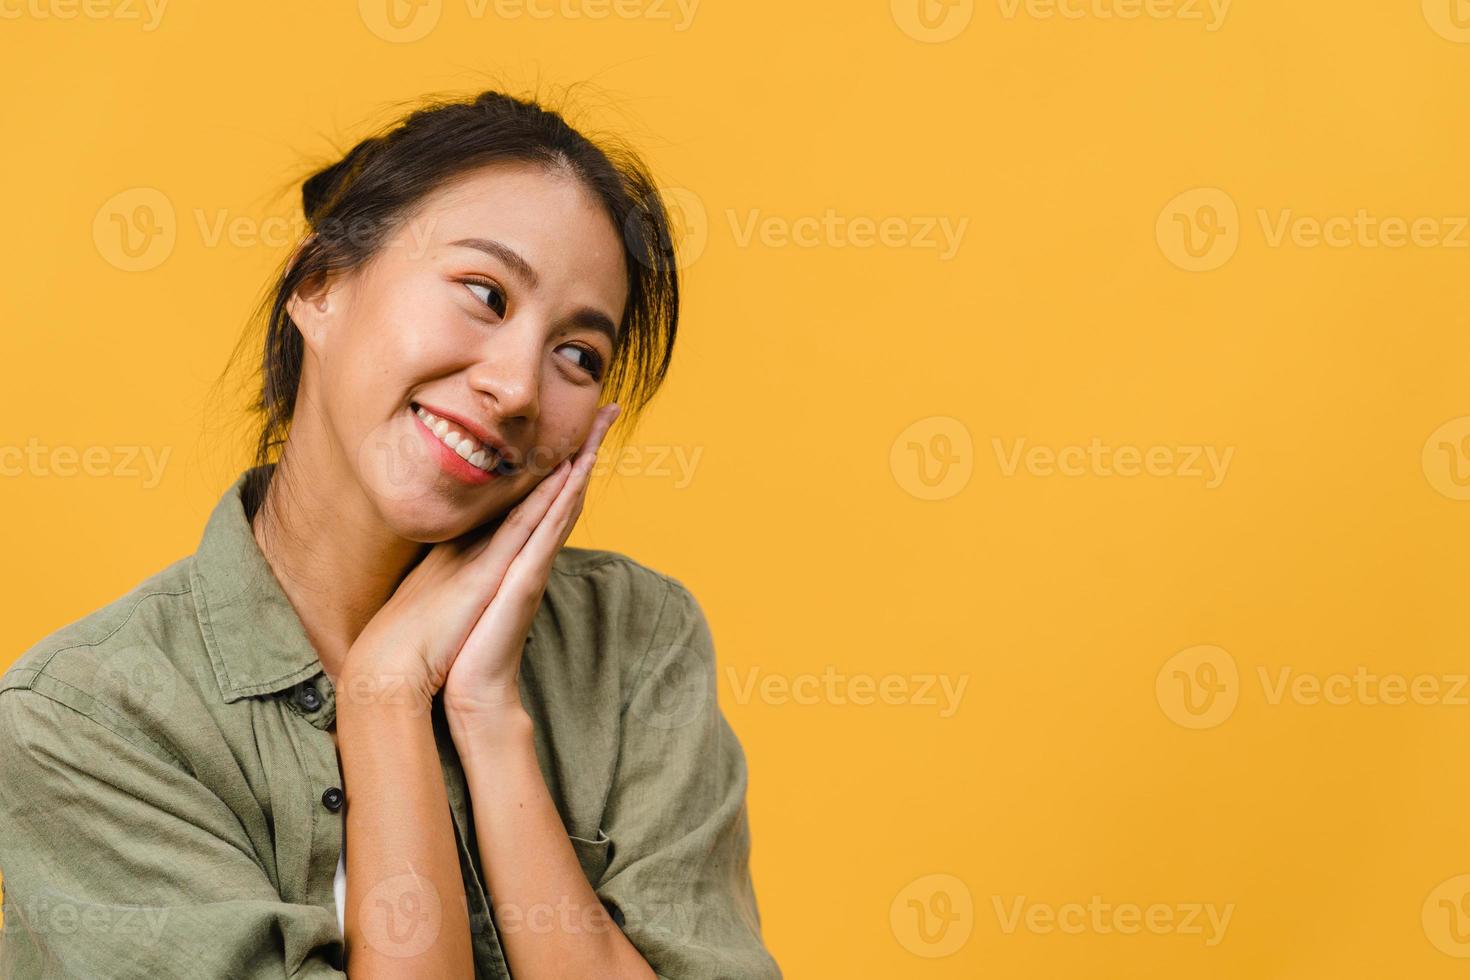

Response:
(463, 279), (507, 317)
(558, 343), (605, 381)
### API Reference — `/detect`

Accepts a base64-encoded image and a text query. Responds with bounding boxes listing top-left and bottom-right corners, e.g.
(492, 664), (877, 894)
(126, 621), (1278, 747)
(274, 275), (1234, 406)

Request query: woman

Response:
(0, 90), (780, 979)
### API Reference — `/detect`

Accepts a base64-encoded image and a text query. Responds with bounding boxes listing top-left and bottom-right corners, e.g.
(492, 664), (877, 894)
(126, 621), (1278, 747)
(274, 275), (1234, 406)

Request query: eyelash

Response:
(461, 279), (605, 382)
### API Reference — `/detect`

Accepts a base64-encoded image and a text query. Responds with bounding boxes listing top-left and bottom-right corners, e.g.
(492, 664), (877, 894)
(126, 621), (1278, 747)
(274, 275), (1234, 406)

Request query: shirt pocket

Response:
(567, 827), (613, 887)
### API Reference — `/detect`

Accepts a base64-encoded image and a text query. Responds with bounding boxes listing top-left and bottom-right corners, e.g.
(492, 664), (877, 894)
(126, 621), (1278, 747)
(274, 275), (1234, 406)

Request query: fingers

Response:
(460, 458), (573, 578)
(503, 403), (620, 584)
(454, 402), (620, 590)
(525, 402), (619, 553)
(572, 402), (621, 469)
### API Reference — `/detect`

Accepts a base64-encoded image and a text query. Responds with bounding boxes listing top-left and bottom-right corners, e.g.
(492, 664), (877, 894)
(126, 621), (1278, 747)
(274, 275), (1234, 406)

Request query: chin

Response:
(370, 488), (504, 543)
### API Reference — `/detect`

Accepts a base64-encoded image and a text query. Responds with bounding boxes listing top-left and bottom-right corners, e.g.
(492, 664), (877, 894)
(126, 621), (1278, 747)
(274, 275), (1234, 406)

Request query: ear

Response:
(286, 270), (343, 356)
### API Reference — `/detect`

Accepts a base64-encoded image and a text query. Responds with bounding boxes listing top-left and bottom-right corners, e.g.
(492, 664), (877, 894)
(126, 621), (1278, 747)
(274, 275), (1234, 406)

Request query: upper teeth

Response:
(414, 406), (503, 473)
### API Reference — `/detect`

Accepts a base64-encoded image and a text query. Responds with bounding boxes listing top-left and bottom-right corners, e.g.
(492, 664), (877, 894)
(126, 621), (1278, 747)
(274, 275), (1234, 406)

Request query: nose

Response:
(466, 320), (541, 424)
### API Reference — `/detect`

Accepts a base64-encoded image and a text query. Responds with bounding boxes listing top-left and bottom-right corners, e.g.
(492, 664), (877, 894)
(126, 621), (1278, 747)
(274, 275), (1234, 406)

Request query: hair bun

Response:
(301, 137), (382, 226)
(301, 162), (345, 225)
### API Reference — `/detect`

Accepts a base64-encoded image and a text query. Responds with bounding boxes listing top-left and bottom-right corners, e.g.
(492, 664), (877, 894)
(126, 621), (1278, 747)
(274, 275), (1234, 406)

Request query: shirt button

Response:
(296, 684), (322, 712)
(322, 787), (344, 812)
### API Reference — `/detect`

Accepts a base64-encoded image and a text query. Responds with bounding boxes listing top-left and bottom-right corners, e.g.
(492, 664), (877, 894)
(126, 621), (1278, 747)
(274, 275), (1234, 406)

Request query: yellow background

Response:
(4, 0), (1470, 976)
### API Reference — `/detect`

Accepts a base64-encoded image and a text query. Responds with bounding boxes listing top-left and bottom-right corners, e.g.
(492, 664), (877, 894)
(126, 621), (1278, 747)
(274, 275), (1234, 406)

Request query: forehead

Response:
(415, 162), (615, 246)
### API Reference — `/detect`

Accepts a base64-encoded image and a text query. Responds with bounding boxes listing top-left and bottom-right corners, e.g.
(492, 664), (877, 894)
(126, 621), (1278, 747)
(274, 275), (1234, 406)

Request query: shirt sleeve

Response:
(593, 579), (783, 980)
(0, 686), (345, 979)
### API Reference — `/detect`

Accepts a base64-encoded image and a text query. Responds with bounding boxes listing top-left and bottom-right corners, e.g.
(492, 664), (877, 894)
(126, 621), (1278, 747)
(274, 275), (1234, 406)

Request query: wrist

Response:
(338, 651), (436, 718)
(447, 698), (534, 750)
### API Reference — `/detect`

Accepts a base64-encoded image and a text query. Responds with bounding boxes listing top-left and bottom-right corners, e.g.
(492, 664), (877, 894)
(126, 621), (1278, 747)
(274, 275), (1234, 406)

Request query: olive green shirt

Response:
(0, 464), (779, 979)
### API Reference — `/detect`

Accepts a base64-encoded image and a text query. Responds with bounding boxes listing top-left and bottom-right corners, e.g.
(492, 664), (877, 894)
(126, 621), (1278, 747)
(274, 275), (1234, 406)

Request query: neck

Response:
(250, 445), (427, 684)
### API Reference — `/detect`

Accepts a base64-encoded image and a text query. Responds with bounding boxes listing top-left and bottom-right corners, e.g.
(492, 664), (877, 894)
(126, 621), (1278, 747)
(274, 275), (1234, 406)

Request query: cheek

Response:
(361, 291), (463, 375)
(538, 392), (601, 457)
(353, 262), (447, 347)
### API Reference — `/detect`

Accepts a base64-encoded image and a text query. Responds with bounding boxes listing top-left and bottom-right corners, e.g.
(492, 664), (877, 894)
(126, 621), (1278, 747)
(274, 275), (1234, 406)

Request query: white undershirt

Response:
(333, 849), (346, 936)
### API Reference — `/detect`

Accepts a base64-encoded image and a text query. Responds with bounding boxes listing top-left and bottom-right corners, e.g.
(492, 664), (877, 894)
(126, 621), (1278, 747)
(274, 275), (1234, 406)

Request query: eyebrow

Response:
(451, 237), (540, 288)
(449, 236), (622, 348)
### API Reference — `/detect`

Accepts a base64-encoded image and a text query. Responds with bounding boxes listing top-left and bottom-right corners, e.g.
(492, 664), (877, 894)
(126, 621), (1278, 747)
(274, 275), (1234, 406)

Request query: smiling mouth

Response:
(410, 403), (516, 477)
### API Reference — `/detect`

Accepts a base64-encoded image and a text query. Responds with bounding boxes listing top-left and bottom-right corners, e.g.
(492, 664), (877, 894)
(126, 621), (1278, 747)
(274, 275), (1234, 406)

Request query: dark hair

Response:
(224, 88), (681, 520)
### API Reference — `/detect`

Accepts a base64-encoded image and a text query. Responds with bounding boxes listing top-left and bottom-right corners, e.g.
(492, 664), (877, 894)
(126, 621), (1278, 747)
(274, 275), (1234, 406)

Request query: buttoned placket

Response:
(276, 674), (347, 930)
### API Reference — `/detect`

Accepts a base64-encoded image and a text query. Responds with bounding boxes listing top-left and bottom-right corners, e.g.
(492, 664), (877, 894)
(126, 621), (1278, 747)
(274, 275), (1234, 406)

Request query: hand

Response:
(441, 402), (620, 729)
(345, 403), (620, 715)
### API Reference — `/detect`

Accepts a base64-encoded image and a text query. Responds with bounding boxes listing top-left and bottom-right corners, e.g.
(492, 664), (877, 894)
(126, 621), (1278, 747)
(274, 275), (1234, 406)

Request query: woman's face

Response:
(286, 160), (628, 541)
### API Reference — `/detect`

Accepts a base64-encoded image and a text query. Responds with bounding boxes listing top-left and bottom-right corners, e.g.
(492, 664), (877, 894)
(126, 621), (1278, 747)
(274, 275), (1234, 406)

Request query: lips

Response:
(411, 403), (515, 476)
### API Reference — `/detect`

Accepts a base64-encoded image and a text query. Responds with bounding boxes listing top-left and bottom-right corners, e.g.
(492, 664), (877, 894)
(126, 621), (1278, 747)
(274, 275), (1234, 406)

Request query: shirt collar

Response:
(190, 463), (327, 703)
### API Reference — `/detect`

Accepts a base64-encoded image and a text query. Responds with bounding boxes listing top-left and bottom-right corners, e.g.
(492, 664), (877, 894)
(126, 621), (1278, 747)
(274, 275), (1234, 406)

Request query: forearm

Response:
(337, 673), (475, 977)
(451, 706), (656, 980)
